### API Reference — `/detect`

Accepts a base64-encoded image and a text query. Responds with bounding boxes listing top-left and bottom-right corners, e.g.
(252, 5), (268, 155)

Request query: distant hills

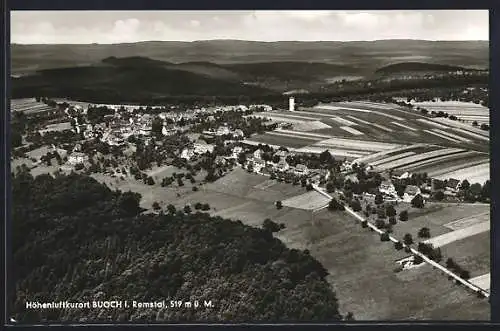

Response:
(11, 40), (489, 74)
(374, 62), (474, 75)
(11, 40), (488, 99)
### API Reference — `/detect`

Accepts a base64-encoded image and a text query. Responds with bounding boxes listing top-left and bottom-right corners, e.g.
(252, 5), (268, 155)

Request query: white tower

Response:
(289, 97), (295, 112)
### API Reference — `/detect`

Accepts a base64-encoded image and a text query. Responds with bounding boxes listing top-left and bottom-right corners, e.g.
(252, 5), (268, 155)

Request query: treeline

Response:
(12, 73), (488, 106)
(11, 171), (344, 323)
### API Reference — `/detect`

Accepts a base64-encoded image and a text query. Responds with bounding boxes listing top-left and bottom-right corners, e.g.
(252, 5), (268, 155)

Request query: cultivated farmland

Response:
(433, 162), (490, 184)
(282, 191), (330, 210)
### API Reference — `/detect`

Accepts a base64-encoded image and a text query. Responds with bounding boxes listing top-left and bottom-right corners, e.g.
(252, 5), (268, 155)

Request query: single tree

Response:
(403, 233), (414, 246)
(418, 227), (431, 239)
(399, 210), (409, 222)
(374, 193), (384, 205)
(446, 258), (456, 269)
(276, 201), (283, 210)
(351, 199), (362, 212)
(167, 204), (176, 214)
(380, 232), (390, 242)
(394, 241), (403, 250)
(152, 201), (161, 211)
(386, 204), (396, 217)
(411, 194), (425, 208)
(413, 255), (424, 264)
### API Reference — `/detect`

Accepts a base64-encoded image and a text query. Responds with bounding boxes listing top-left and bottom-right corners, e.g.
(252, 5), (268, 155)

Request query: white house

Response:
(216, 126), (231, 136)
(276, 159), (290, 172)
(215, 155), (227, 166)
(232, 129), (245, 139)
(253, 149), (264, 160)
(194, 143), (214, 154)
(445, 178), (461, 193)
(274, 150), (288, 159)
(340, 160), (353, 172)
(180, 148), (195, 160)
(403, 185), (422, 203)
(294, 164), (309, 176)
(379, 180), (397, 196)
(139, 126), (152, 136)
(231, 146), (243, 159)
(68, 152), (89, 165)
(253, 159), (266, 173)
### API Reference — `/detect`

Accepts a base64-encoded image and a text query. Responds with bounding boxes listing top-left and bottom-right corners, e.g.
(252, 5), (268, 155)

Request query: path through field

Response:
(424, 221), (490, 247)
(469, 273), (490, 292)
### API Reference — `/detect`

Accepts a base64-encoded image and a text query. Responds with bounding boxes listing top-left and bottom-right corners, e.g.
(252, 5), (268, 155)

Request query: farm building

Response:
(403, 185), (422, 203)
(233, 129), (245, 138)
(344, 173), (359, 184)
(194, 143), (214, 154)
(276, 159), (290, 172)
(274, 150), (289, 159)
(216, 126), (231, 136)
(68, 152), (89, 165)
(180, 148), (195, 160)
(215, 155), (227, 165)
(294, 164), (309, 176)
(253, 149), (264, 160)
(249, 159), (266, 173)
(446, 178), (462, 193)
(340, 160), (353, 173)
(231, 146), (243, 159)
(379, 180), (397, 196)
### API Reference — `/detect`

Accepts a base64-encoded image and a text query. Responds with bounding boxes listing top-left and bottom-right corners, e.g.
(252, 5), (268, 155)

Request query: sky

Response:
(11, 10), (489, 44)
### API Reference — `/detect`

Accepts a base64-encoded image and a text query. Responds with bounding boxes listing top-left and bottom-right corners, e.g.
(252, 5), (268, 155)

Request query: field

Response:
(295, 209), (488, 320)
(250, 102), (489, 161)
(470, 273), (491, 292)
(186, 170), (490, 319)
(433, 162), (490, 184)
(73, 166), (491, 319)
(410, 100), (489, 125)
(424, 221), (489, 248)
(439, 231), (490, 279)
(386, 202), (490, 241)
(281, 191), (330, 210)
(249, 101), (489, 183)
(11, 98), (54, 114)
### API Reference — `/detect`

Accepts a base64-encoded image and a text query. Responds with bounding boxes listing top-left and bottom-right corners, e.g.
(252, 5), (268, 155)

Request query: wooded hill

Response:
(11, 170), (343, 323)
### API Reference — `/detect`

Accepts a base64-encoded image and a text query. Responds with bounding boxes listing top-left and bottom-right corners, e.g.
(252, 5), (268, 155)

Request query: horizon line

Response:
(11, 38), (489, 45)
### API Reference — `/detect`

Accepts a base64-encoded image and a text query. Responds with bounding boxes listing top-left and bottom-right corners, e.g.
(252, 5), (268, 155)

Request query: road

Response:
(312, 184), (490, 298)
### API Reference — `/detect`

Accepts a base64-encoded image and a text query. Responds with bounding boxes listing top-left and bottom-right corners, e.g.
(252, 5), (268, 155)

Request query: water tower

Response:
(289, 97), (295, 112)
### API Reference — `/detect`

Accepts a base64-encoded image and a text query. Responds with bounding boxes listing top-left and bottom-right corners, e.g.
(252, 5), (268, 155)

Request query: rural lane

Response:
(312, 184), (490, 298)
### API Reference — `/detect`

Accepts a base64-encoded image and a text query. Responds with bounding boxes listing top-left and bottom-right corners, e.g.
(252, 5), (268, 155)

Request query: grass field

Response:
(439, 231), (490, 278)
(382, 202), (490, 244)
(170, 168), (491, 319)
(470, 273), (490, 292)
(294, 209), (489, 320)
(433, 162), (490, 184)
(424, 221), (489, 247)
(282, 191), (330, 210)
(246, 133), (319, 148)
(86, 168), (489, 319)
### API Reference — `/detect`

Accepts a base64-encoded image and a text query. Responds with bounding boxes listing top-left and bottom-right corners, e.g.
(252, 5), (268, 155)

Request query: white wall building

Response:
(289, 97), (295, 112)
(68, 152), (89, 165)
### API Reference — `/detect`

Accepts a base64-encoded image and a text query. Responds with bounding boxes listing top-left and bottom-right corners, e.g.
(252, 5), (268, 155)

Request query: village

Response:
(11, 97), (488, 216)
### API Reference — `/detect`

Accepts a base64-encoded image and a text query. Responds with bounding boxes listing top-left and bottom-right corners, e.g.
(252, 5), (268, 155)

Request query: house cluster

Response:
(202, 124), (245, 138)
(180, 142), (216, 160)
(377, 175), (424, 203)
(244, 148), (319, 180)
